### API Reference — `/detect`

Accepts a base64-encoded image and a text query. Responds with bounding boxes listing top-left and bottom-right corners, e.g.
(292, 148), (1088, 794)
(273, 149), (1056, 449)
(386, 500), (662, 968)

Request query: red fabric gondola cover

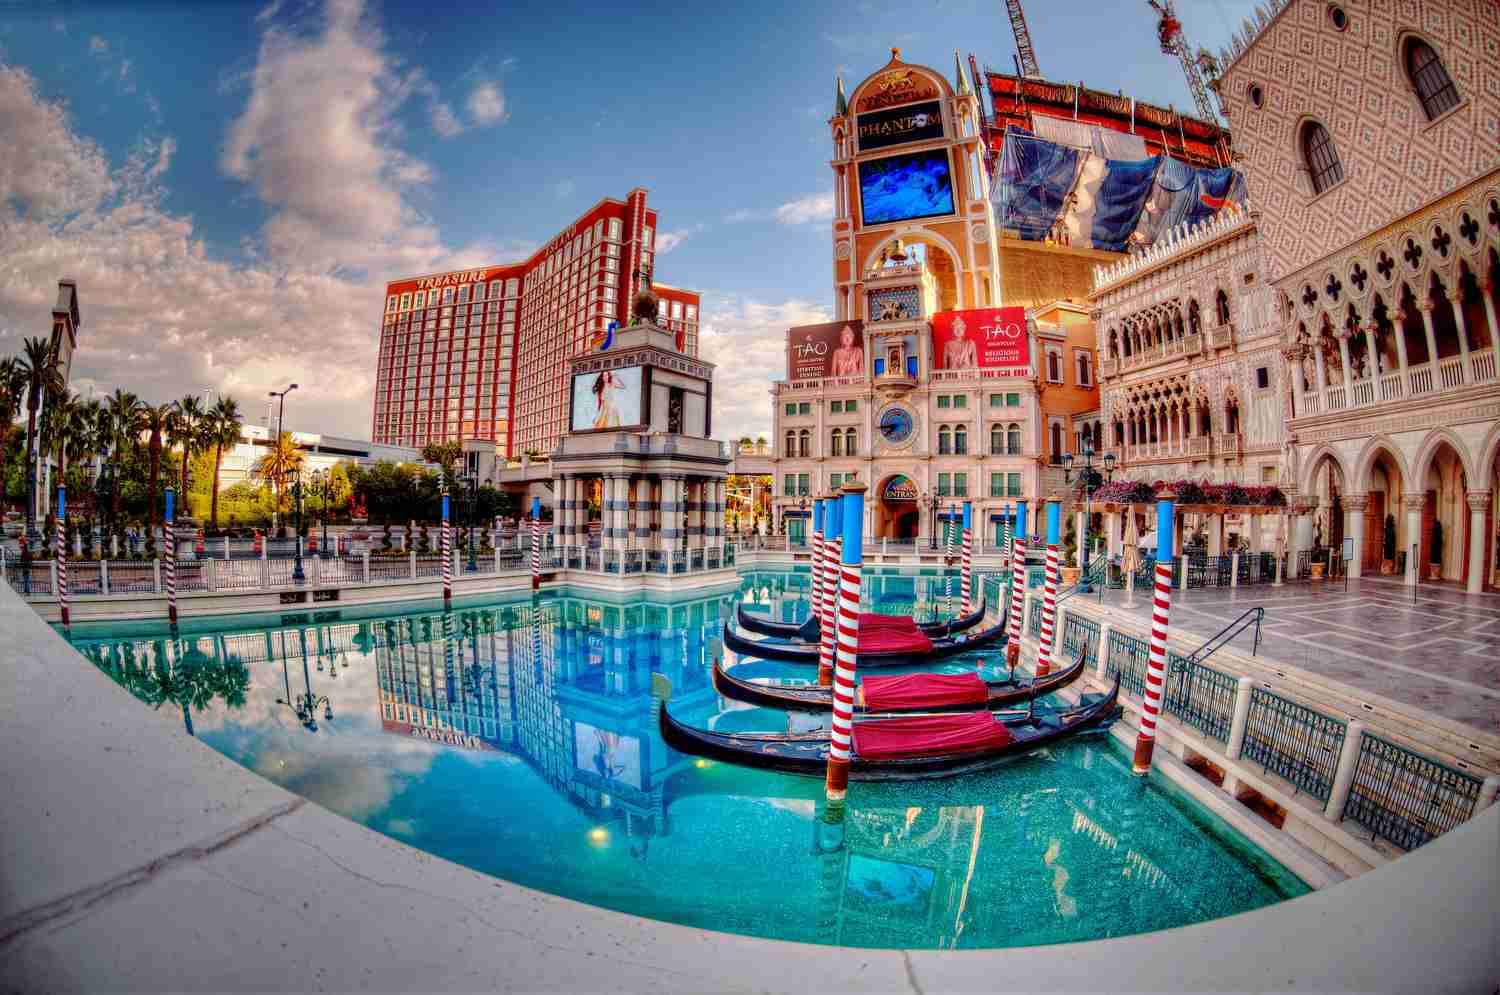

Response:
(860, 672), (988, 711)
(853, 627), (934, 654)
(858, 613), (922, 632)
(851, 712), (1014, 760)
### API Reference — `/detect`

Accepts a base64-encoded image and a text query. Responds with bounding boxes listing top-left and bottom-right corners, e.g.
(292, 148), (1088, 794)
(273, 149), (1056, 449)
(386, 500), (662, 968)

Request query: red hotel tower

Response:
(372, 188), (700, 456)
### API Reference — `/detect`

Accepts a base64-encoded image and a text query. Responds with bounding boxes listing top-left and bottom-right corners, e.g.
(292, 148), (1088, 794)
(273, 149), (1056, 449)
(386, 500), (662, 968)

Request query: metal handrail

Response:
(1054, 552), (1106, 606)
(1182, 605), (1264, 665)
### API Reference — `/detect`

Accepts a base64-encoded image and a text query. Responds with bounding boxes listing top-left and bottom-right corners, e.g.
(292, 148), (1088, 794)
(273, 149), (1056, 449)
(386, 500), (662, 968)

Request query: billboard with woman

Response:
(570, 366), (644, 431)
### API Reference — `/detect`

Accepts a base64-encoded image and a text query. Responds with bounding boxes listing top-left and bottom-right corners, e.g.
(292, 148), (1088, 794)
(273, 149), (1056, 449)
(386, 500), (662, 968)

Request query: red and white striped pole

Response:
(1006, 500), (1028, 670)
(942, 509), (954, 616)
(1037, 499), (1062, 676)
(960, 500), (973, 614)
(1133, 492), (1177, 775)
(810, 496), (825, 626)
(440, 487), (452, 609)
(533, 497), (544, 585)
(816, 489), (843, 688)
(56, 484), (70, 630)
(164, 486), (178, 627)
(825, 481), (866, 802)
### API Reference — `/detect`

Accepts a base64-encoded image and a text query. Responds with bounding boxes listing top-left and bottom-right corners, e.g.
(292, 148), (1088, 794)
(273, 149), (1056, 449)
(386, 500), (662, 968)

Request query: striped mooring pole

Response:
(816, 490), (843, 688)
(810, 497), (825, 627)
(1038, 500), (1062, 676)
(1006, 501), (1028, 669)
(529, 496), (542, 590)
(56, 484), (70, 630)
(942, 513), (954, 617)
(825, 481), (867, 802)
(1133, 493), (1177, 775)
(440, 487), (452, 609)
(164, 487), (178, 627)
(960, 500), (973, 614)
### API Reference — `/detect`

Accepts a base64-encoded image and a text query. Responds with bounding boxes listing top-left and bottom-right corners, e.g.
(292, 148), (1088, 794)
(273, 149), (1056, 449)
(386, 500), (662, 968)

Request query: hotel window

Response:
(953, 472), (967, 497)
(937, 473), (951, 496)
(1045, 350), (1062, 383)
(798, 402), (811, 415)
(457, 285), (470, 304)
(830, 430), (843, 457)
(1007, 423), (1022, 453)
(1405, 38), (1460, 121)
(686, 305), (697, 321)
(990, 425), (1005, 455)
(829, 400), (842, 413)
(844, 427), (858, 455)
(936, 395), (950, 409)
(798, 429), (811, 458)
(644, 227), (654, 248)
(990, 472), (1005, 497)
(830, 472), (844, 490)
(938, 426), (952, 455)
(954, 425), (967, 455)
(844, 399), (857, 413)
(952, 395), (967, 409)
(386, 296), (397, 312)
(441, 287), (455, 305)
(798, 473), (810, 496)
(1075, 351), (1092, 387)
(1007, 472), (1022, 497)
(400, 292), (412, 310)
(671, 301), (683, 320)
(607, 218), (621, 239)
(1301, 120), (1343, 195)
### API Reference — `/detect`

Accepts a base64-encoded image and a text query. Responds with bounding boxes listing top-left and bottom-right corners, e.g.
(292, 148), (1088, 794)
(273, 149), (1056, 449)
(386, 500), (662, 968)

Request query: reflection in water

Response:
(64, 576), (1306, 949)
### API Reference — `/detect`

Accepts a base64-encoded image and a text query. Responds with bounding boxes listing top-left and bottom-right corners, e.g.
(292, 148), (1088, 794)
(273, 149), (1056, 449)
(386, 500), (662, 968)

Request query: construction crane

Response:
(1147, 0), (1220, 125)
(1005, 0), (1041, 78)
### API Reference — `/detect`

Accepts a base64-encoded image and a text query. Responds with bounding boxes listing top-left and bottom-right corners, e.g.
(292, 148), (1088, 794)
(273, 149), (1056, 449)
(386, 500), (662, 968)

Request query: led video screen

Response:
(570, 366), (643, 431)
(858, 149), (954, 226)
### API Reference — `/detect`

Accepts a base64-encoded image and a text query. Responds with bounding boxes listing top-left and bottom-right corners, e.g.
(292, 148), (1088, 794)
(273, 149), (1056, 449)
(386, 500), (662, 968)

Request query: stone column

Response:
(1419, 302), (1440, 374)
(662, 475), (683, 559)
(1337, 332), (1354, 389)
(1481, 279), (1500, 378)
(1344, 493), (1368, 579)
(1362, 323), (1381, 378)
(1394, 309), (1412, 390)
(1403, 493), (1425, 586)
(1313, 340), (1329, 409)
(1074, 508), (1087, 569)
(1466, 491), (1490, 595)
(1449, 290), (1472, 369)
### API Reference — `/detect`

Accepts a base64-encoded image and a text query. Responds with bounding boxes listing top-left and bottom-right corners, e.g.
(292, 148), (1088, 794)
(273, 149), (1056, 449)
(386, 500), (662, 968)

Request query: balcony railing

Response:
(1326, 385), (1347, 411)
(1217, 433), (1242, 456)
(1472, 351), (1497, 383)
(1210, 326), (1233, 350)
(1350, 379), (1375, 406)
(1438, 356), (1466, 390)
(1408, 362), (1435, 395)
(1379, 372), (1404, 401)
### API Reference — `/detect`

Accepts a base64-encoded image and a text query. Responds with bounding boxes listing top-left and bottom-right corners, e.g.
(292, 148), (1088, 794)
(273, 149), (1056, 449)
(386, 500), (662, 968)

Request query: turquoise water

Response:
(63, 569), (1307, 949)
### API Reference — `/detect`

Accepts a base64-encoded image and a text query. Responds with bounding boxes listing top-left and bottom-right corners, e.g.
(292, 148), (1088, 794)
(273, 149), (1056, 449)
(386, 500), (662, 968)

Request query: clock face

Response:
(878, 405), (914, 445)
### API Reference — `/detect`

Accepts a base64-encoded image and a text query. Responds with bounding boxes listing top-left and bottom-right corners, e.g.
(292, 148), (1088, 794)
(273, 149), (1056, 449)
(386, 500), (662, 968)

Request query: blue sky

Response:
(0, 0), (1248, 441)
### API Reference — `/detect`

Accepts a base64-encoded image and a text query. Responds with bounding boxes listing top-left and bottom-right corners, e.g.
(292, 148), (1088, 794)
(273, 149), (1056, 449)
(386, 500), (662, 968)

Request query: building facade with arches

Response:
(768, 52), (1100, 546)
(1215, 0), (1500, 590)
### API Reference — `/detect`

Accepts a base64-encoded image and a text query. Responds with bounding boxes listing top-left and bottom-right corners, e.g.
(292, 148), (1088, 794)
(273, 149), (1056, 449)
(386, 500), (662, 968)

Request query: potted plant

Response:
(1429, 519), (1444, 580)
(1380, 514), (1396, 574)
(1061, 514), (1080, 585)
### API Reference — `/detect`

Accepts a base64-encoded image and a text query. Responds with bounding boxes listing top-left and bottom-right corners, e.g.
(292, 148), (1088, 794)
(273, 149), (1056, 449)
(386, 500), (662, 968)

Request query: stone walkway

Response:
(1085, 576), (1500, 738)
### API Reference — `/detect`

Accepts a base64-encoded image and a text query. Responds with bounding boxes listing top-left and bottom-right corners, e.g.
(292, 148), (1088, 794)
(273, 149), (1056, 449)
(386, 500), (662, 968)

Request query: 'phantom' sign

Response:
(857, 100), (944, 152)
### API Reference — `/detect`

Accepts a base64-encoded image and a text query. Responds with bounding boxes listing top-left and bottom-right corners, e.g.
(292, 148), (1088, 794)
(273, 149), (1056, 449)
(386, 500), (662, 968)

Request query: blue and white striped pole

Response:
(961, 500), (973, 614)
(56, 484), (69, 630)
(164, 486), (177, 627)
(825, 481), (866, 801)
(1007, 500), (1027, 668)
(440, 488), (451, 609)
(816, 488), (843, 687)
(530, 496), (542, 590)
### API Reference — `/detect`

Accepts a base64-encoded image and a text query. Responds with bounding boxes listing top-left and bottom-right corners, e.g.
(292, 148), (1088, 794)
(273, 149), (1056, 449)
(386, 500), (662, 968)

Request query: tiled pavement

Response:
(1086, 576), (1500, 739)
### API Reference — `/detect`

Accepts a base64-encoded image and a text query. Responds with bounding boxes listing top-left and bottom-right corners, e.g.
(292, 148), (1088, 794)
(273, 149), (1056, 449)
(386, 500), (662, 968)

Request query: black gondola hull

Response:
(722, 606), (1008, 668)
(658, 678), (1121, 781)
(711, 648), (1087, 713)
(735, 597), (987, 643)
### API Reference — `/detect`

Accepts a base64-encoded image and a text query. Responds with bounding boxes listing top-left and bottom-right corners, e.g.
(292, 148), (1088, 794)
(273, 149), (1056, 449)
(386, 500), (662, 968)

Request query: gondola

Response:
(656, 675), (1121, 781)
(735, 596), (986, 643)
(711, 647), (1087, 714)
(721, 604), (1008, 668)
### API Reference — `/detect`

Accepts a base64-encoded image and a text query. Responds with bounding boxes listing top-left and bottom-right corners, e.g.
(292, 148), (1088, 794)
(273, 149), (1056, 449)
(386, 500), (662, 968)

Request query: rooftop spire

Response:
(953, 50), (971, 95)
(835, 75), (848, 116)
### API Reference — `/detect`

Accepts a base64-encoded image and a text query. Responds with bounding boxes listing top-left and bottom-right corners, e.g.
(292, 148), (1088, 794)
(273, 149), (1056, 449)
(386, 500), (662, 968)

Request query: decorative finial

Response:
(835, 75), (848, 116)
(953, 50), (971, 96)
(890, 47), (902, 62)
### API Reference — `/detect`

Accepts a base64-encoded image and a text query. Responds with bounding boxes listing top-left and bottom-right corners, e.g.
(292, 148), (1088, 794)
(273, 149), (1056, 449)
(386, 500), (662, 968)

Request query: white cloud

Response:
(88, 35), (107, 54)
(697, 297), (830, 441)
(221, 0), (450, 276)
(429, 101), (463, 138)
(466, 81), (505, 125)
(774, 192), (834, 225)
(723, 207), (765, 224)
(655, 229), (690, 254)
(0, 32), (506, 439)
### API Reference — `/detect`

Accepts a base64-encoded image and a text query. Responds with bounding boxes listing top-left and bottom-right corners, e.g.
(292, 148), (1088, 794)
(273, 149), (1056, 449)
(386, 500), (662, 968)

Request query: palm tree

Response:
(0, 358), (25, 509)
(206, 396), (243, 532)
(251, 431), (304, 517)
(170, 395), (207, 508)
(17, 336), (62, 526)
(105, 390), (142, 529)
(142, 402), (173, 528)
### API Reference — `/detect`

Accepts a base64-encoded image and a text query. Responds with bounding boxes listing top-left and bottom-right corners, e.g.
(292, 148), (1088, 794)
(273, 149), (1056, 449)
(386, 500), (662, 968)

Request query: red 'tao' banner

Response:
(931, 307), (1028, 370)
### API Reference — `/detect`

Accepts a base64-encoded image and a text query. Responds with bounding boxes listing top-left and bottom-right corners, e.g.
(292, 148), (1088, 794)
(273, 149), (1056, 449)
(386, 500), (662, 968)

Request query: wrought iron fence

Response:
(1106, 629), (1150, 699)
(413, 555), (445, 579)
(1185, 552), (1232, 588)
(1343, 732), (1484, 851)
(108, 562), (158, 593)
(1027, 597), (1042, 638)
(1241, 688), (1346, 802)
(1104, 630), (1236, 743)
(1060, 613), (1100, 668)
(368, 556), (411, 581)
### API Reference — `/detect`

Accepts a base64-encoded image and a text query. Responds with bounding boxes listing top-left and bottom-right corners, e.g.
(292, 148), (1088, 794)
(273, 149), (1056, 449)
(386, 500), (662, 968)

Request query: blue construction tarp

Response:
(993, 127), (1248, 253)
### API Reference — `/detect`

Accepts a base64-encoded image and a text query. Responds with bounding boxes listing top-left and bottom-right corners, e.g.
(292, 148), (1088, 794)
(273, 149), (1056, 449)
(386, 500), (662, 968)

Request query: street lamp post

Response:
(292, 469), (305, 583)
(1062, 443), (1117, 594)
(275, 633), (331, 731)
(267, 384), (298, 536)
(925, 491), (939, 549)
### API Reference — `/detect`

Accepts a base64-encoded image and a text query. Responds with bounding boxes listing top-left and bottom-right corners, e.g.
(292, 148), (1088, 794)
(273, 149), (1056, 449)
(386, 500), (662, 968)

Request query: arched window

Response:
(1405, 38), (1459, 121)
(798, 428), (811, 458)
(1049, 421), (1063, 462)
(1188, 299), (1202, 334)
(1007, 423), (1022, 453)
(844, 428), (857, 455)
(938, 426), (952, 455)
(954, 425), (967, 455)
(990, 424), (1005, 455)
(1046, 350), (1061, 381)
(784, 430), (795, 457)
(1301, 120), (1343, 195)
(829, 429), (843, 457)
(1076, 352), (1091, 386)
